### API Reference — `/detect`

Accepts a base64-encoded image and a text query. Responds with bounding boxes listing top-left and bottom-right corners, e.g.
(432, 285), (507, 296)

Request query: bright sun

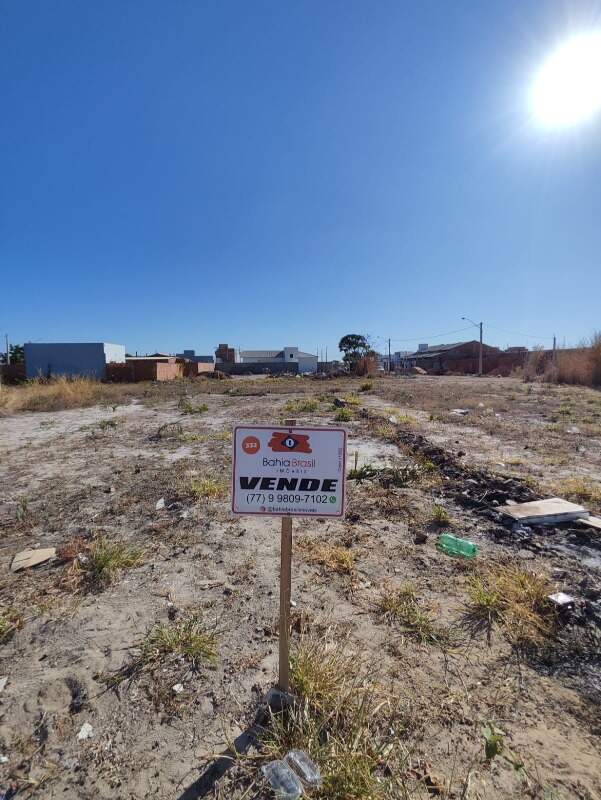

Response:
(531, 31), (601, 127)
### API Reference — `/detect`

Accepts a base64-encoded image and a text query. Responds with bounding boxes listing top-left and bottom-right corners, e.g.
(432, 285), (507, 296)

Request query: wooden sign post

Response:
(278, 418), (295, 692)
(231, 419), (347, 695)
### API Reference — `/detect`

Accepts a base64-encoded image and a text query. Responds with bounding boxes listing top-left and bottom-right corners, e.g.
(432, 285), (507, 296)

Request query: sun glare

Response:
(531, 31), (601, 127)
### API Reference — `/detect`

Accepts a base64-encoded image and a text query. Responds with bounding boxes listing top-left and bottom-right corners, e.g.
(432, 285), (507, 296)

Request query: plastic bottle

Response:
(437, 533), (478, 558)
(285, 750), (322, 788)
(261, 760), (304, 799)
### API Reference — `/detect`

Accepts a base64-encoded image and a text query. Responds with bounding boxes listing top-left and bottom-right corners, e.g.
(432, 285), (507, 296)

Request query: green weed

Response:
(283, 398), (320, 414)
(179, 399), (209, 415)
(189, 476), (228, 501)
(431, 504), (451, 526)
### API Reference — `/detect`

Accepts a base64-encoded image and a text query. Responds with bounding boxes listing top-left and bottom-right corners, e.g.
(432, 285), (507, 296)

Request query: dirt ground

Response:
(1, 375), (601, 799)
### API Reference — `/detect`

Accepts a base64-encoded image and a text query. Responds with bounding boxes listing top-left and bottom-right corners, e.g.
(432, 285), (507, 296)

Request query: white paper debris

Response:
(548, 592), (575, 607)
(77, 722), (94, 741)
(155, 498), (166, 510)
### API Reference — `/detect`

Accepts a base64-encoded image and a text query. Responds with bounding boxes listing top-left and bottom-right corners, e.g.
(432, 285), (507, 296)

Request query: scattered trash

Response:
(567, 426), (581, 434)
(500, 497), (589, 526)
(11, 547), (57, 573)
(264, 687), (295, 711)
(437, 533), (477, 558)
(333, 398), (347, 408)
(285, 750), (322, 788)
(155, 498), (166, 510)
(0, 677), (7, 693)
(290, 600), (297, 608)
(451, 409), (469, 416)
(77, 722), (94, 741)
(172, 683), (184, 694)
(548, 592), (576, 607)
(512, 522), (533, 535)
(0, 781), (19, 800)
(0, 756), (8, 765)
(261, 759), (304, 799)
(414, 531), (428, 545)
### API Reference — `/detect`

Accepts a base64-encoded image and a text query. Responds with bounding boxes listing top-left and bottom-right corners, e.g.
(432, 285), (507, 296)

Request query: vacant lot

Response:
(1, 375), (600, 799)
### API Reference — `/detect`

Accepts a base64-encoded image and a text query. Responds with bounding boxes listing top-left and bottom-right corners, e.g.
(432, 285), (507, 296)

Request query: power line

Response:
(484, 323), (554, 342)
(376, 325), (475, 344)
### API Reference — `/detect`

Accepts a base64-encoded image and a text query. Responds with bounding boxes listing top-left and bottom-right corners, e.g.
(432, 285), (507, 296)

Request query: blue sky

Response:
(2, 0), (600, 358)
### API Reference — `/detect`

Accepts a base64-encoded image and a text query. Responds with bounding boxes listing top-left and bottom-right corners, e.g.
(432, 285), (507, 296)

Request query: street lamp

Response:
(461, 317), (483, 376)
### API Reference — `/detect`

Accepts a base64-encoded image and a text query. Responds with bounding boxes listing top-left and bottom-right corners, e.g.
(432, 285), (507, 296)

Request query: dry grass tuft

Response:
(189, 476), (229, 501)
(465, 565), (555, 646)
(0, 377), (141, 415)
(0, 606), (24, 643)
(259, 631), (410, 800)
(140, 613), (218, 669)
(62, 536), (143, 591)
(297, 538), (356, 574)
(283, 398), (320, 414)
(103, 612), (218, 701)
(211, 429), (232, 442)
(375, 586), (455, 647)
(554, 476), (601, 507)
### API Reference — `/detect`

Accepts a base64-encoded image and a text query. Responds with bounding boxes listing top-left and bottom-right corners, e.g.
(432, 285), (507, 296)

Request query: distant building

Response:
(239, 346), (318, 374)
(176, 349), (214, 363)
(379, 351), (412, 371)
(215, 343), (236, 364)
(406, 341), (500, 374)
(24, 342), (125, 380)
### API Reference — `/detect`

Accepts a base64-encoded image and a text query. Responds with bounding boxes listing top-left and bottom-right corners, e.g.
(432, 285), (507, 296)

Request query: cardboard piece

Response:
(11, 547), (57, 573)
(578, 515), (601, 531)
(500, 497), (588, 526)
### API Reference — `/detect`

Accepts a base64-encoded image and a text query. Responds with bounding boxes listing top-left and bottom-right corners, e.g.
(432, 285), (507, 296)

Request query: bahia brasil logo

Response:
(268, 432), (312, 454)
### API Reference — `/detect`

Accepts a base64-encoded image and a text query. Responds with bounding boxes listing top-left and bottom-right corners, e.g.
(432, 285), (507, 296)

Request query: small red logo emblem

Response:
(242, 435), (261, 454)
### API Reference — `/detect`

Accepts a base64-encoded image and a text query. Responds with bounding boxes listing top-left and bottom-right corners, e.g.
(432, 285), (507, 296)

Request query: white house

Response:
(239, 346), (318, 374)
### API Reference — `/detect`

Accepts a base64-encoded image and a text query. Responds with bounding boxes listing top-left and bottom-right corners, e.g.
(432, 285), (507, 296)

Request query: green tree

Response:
(0, 343), (24, 364)
(338, 334), (370, 370)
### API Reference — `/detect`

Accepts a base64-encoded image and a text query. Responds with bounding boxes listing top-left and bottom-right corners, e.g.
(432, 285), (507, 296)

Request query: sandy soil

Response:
(1, 376), (600, 799)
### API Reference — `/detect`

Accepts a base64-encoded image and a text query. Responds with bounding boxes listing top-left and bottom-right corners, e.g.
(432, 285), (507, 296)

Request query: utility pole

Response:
(461, 316), (483, 376)
(5, 334), (9, 365)
(325, 346), (328, 364)
(552, 334), (557, 365)
(388, 338), (392, 373)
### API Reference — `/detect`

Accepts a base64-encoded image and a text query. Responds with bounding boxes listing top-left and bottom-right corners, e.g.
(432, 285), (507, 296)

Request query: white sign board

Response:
(232, 425), (347, 517)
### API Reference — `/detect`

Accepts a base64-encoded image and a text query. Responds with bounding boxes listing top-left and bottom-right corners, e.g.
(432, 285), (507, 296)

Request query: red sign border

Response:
(231, 424), (347, 518)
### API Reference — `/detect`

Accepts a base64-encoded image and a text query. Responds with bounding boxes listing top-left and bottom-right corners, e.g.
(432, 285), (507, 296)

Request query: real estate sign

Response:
(232, 425), (347, 517)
